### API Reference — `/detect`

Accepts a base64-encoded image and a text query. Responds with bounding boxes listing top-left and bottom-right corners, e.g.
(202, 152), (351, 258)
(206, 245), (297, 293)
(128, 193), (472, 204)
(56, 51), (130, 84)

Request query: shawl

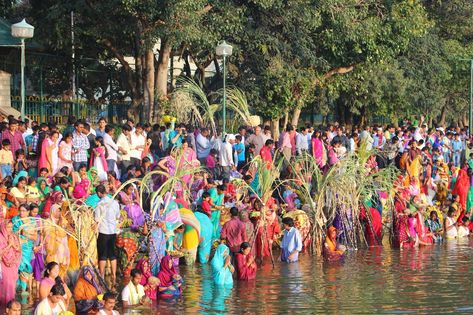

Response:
(210, 244), (233, 287)
(0, 220), (21, 265)
(136, 258), (152, 286)
(158, 255), (178, 287)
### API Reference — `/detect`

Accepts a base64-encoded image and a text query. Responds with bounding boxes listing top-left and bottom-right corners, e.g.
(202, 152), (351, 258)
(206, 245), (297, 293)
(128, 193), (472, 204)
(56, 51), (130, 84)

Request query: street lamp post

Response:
(216, 41), (233, 136)
(11, 19), (34, 121)
(469, 59), (473, 137)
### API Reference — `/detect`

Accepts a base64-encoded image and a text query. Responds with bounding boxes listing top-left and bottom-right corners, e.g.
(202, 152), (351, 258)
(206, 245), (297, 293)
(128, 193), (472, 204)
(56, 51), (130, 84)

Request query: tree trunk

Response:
(282, 111), (289, 131)
(439, 102), (447, 127)
(145, 49), (155, 122)
(291, 107), (302, 128)
(271, 119), (280, 140)
(156, 39), (171, 99)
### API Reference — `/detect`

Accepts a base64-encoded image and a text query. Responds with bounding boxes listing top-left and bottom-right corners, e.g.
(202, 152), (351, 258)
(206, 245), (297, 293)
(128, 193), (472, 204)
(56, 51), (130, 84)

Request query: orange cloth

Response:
(73, 277), (98, 301)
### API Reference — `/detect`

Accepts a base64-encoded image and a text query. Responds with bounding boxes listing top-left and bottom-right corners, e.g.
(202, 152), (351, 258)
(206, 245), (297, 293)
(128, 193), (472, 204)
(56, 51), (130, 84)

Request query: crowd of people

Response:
(0, 113), (472, 314)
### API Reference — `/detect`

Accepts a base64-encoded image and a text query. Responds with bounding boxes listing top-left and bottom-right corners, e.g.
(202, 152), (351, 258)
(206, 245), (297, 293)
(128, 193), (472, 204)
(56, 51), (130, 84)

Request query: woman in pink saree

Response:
(179, 139), (199, 188)
(311, 130), (326, 169)
(38, 131), (59, 175)
(0, 219), (21, 304)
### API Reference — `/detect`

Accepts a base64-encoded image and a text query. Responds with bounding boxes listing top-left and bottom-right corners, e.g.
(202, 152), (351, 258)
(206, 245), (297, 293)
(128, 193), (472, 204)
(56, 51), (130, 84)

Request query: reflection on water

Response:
(13, 239), (469, 314)
(122, 239), (473, 314)
(118, 239), (473, 314)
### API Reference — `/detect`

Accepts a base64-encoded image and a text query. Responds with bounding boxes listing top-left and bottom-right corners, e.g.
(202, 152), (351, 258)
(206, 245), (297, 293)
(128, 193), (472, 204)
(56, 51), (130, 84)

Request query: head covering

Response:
(13, 170), (28, 186)
(136, 258), (152, 286)
(50, 191), (64, 204)
(210, 244), (232, 286)
(157, 255), (178, 287)
(80, 266), (102, 294)
(0, 219), (21, 264)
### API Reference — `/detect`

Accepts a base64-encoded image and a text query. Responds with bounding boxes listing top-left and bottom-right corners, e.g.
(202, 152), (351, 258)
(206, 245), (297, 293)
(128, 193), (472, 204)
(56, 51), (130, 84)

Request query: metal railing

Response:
(11, 96), (131, 124)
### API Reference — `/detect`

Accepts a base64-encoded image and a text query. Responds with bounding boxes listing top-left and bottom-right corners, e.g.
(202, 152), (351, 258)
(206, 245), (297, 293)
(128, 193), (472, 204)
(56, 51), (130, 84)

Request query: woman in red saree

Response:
(236, 242), (256, 280)
(360, 206), (382, 246)
(255, 205), (281, 262)
(452, 169), (469, 210)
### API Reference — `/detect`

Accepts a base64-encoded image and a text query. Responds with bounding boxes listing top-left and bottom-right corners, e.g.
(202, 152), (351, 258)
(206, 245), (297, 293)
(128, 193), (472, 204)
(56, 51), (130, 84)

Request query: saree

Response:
(180, 208), (201, 265)
(195, 212), (213, 264)
(90, 146), (108, 182)
(136, 258), (153, 286)
(452, 169), (469, 210)
(43, 205), (70, 278)
(209, 187), (224, 241)
(116, 229), (139, 278)
(0, 220), (21, 304)
(12, 215), (34, 290)
(74, 266), (102, 314)
(324, 231), (344, 262)
(180, 148), (199, 187)
(235, 253), (256, 280)
(157, 255), (182, 299)
(119, 191), (145, 229)
(211, 244), (233, 288)
(31, 214), (45, 281)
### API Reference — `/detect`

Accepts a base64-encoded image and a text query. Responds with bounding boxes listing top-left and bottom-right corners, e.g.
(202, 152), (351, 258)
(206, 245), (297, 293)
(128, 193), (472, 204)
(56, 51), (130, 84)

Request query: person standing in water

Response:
(280, 217), (302, 263)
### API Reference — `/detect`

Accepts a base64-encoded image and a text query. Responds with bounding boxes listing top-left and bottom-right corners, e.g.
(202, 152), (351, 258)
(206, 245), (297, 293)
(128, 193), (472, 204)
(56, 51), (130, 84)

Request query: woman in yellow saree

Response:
(43, 204), (70, 278)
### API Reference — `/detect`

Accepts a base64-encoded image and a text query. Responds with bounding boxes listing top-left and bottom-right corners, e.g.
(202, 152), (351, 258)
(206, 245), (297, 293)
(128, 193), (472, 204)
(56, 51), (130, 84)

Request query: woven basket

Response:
(248, 115), (261, 127)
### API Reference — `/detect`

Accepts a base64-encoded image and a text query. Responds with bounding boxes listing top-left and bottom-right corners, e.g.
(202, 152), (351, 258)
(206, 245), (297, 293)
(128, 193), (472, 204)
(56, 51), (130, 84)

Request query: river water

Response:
(123, 238), (473, 315)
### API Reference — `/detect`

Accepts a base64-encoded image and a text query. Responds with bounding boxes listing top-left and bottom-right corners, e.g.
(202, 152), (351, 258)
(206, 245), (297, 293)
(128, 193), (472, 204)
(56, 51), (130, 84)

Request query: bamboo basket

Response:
(248, 115), (261, 127)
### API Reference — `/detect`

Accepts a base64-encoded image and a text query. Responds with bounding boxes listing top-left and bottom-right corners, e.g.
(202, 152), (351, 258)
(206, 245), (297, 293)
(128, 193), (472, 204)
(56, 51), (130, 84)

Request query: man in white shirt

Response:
(103, 124), (119, 173)
(117, 124), (132, 175)
(296, 127), (309, 155)
(95, 185), (121, 284)
(219, 134), (236, 180)
(196, 128), (212, 163)
(122, 269), (146, 307)
(129, 123), (146, 166)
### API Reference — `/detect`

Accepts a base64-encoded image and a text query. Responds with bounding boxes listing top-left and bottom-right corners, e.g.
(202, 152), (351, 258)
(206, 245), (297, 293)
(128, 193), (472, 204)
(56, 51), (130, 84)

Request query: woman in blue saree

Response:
(209, 185), (225, 241)
(12, 204), (35, 293)
(211, 244), (234, 288)
(195, 210), (213, 264)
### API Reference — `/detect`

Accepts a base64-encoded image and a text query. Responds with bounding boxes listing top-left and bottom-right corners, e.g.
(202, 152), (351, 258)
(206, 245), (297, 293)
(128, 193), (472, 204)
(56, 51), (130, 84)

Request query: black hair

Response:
(50, 283), (66, 296)
(98, 117), (107, 123)
(217, 184), (226, 191)
(265, 139), (274, 146)
(2, 138), (11, 146)
(15, 148), (25, 157)
(44, 261), (59, 278)
(447, 206), (456, 217)
(27, 176), (36, 185)
(202, 192), (210, 199)
(240, 242), (251, 252)
(96, 184), (106, 195)
(6, 299), (20, 309)
(282, 217), (295, 227)
(122, 124), (132, 132)
(105, 124), (115, 134)
(130, 268), (142, 278)
(29, 203), (39, 211)
(230, 207), (239, 217)
(103, 292), (116, 301)
(462, 216), (469, 223)
(60, 166), (69, 175)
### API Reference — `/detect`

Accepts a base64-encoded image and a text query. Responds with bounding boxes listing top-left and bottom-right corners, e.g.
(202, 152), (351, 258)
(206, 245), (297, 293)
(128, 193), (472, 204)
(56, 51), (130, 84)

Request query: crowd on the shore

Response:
(0, 113), (472, 314)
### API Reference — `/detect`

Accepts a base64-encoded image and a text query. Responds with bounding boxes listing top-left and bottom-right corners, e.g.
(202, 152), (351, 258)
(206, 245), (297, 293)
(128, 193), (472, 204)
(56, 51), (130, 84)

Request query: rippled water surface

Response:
(121, 238), (473, 314)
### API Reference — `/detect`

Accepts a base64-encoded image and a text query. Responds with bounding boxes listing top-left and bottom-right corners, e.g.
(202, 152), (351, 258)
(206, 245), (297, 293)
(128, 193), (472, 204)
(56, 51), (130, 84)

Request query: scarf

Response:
(157, 255), (177, 287)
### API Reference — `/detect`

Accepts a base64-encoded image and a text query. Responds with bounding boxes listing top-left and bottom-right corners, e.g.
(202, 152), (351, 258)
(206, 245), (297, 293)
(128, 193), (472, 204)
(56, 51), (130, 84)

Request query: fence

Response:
(11, 96), (131, 124)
